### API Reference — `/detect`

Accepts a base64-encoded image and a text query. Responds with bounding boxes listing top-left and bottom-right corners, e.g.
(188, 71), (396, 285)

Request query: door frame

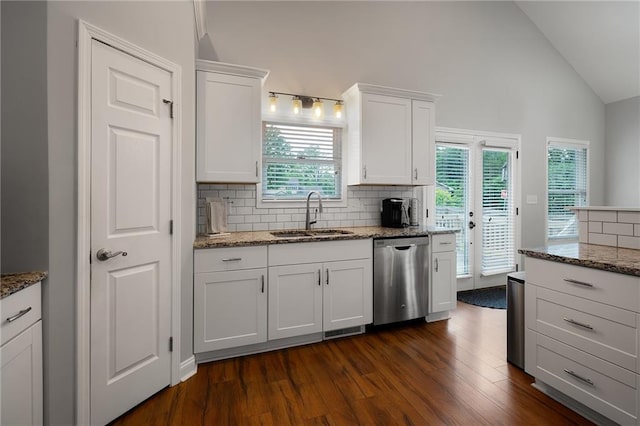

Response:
(427, 126), (522, 290)
(76, 20), (183, 425)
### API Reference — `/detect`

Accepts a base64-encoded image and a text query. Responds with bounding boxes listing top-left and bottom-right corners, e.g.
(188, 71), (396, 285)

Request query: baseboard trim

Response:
(425, 311), (451, 322)
(179, 356), (197, 382)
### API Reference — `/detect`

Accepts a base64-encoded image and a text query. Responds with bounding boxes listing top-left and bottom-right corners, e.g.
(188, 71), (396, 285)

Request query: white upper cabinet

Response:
(343, 83), (439, 186)
(196, 60), (269, 183)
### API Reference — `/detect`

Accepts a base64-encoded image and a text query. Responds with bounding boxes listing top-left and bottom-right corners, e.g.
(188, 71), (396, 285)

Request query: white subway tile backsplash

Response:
(196, 183), (415, 234)
(588, 211), (617, 222)
(618, 212), (640, 224)
(635, 224), (640, 236)
(618, 236), (640, 250)
(603, 222), (634, 236)
(588, 221), (602, 233)
(577, 210), (588, 221)
(588, 232), (617, 247)
(579, 222), (588, 242)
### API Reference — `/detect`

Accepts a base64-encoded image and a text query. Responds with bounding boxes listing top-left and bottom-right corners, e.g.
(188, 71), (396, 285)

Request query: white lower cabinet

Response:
(430, 234), (457, 313)
(194, 246), (268, 352)
(525, 256), (640, 425)
(269, 263), (323, 340)
(194, 240), (373, 355)
(268, 241), (373, 340)
(0, 282), (43, 426)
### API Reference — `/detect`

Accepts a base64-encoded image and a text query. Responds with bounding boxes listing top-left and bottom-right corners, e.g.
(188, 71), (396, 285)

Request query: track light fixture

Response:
(267, 91), (344, 119)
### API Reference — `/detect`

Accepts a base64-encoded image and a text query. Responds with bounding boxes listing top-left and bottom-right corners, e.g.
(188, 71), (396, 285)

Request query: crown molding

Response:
(194, 0), (208, 40)
(343, 82), (441, 102)
(196, 59), (270, 81)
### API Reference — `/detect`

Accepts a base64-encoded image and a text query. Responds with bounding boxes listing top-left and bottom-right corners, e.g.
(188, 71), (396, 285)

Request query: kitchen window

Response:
(258, 122), (345, 206)
(546, 137), (589, 241)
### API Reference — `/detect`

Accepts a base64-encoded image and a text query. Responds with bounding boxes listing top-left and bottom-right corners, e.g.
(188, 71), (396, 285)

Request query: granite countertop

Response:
(1, 271), (47, 299)
(519, 243), (640, 277)
(194, 226), (457, 249)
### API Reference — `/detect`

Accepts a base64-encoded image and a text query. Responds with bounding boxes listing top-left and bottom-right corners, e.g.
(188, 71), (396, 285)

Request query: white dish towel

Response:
(205, 197), (228, 235)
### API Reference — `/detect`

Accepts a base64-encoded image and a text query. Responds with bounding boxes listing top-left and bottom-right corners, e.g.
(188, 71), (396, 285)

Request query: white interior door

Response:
(435, 136), (518, 291)
(90, 40), (173, 425)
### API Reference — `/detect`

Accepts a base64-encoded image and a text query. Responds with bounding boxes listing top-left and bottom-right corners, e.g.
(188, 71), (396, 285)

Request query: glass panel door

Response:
(435, 138), (518, 291)
(435, 145), (471, 277)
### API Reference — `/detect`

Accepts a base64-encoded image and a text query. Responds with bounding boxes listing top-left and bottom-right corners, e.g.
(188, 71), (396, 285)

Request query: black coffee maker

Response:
(381, 198), (405, 228)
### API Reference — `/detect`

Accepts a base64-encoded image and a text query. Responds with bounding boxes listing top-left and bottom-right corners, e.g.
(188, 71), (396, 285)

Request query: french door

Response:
(434, 132), (519, 291)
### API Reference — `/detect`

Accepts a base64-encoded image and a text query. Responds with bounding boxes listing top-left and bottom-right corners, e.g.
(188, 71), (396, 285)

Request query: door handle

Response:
(96, 249), (127, 261)
(469, 221), (476, 230)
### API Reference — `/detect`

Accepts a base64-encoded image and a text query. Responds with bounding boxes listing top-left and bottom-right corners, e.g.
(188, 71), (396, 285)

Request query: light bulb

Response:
(292, 96), (302, 114)
(268, 93), (278, 113)
(333, 101), (343, 119)
(312, 98), (323, 118)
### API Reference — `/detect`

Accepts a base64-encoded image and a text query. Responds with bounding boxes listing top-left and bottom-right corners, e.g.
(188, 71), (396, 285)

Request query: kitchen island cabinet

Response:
(521, 245), (640, 425)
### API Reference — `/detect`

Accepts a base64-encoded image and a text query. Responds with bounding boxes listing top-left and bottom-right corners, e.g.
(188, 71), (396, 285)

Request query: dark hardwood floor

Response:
(110, 301), (593, 425)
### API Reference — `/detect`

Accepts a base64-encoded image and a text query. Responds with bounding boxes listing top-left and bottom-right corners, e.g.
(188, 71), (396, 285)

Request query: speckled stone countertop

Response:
(194, 226), (457, 249)
(519, 244), (640, 277)
(1, 271), (47, 299)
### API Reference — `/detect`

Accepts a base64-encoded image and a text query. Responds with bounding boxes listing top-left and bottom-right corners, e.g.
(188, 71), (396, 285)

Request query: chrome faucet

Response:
(305, 191), (324, 230)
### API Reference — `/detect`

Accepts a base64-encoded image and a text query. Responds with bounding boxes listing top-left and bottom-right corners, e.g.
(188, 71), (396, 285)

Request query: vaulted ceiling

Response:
(517, 1), (640, 105)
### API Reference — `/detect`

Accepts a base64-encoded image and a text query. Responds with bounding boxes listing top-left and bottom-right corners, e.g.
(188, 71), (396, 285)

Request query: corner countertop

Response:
(194, 226), (457, 249)
(1, 271), (47, 299)
(518, 244), (640, 277)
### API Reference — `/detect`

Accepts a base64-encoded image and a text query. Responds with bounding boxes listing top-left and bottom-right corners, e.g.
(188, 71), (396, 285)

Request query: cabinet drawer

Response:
(532, 286), (638, 372)
(269, 240), (372, 266)
(533, 333), (638, 425)
(194, 246), (267, 273)
(431, 233), (455, 253)
(1, 283), (41, 346)
(527, 257), (640, 312)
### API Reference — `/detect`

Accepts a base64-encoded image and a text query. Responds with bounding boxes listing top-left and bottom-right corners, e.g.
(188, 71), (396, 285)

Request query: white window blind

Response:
(262, 122), (342, 200)
(481, 149), (515, 275)
(547, 141), (588, 240)
(435, 144), (470, 276)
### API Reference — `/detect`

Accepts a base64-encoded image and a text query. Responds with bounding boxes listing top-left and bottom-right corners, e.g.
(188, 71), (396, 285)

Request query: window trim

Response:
(545, 136), (590, 244)
(257, 119), (348, 208)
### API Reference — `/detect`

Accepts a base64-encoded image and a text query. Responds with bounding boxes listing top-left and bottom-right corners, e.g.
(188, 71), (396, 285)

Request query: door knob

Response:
(469, 221), (476, 229)
(96, 248), (127, 261)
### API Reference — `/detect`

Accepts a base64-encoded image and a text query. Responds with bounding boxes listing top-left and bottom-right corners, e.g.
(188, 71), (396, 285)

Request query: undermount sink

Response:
(270, 230), (312, 238)
(308, 229), (354, 236)
(270, 229), (354, 238)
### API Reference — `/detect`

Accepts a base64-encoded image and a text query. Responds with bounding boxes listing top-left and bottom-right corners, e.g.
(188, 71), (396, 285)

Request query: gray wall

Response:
(1, 1), (49, 273)
(204, 1), (606, 249)
(605, 96), (640, 206)
(45, 2), (195, 424)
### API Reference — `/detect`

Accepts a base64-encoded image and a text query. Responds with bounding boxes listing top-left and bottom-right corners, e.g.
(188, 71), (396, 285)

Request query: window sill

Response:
(256, 198), (348, 209)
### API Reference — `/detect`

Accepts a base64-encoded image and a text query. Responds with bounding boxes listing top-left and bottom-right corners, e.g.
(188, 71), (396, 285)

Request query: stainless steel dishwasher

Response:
(373, 236), (429, 325)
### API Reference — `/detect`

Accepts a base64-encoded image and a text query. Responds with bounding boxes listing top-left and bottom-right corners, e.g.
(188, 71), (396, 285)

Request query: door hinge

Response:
(169, 220), (173, 235)
(169, 337), (173, 352)
(163, 99), (174, 118)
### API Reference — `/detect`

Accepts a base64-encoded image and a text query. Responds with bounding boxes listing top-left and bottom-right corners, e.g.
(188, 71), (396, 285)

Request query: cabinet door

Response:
(194, 269), (267, 352)
(431, 251), (457, 312)
(269, 263), (323, 340)
(324, 259), (373, 331)
(361, 93), (412, 184)
(1, 321), (42, 426)
(411, 100), (435, 185)
(196, 71), (261, 183)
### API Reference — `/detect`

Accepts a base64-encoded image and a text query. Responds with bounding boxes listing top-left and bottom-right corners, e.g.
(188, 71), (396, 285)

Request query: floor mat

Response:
(457, 286), (506, 309)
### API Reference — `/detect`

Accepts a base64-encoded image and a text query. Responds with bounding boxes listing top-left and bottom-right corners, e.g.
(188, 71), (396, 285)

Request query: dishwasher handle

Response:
(393, 244), (416, 251)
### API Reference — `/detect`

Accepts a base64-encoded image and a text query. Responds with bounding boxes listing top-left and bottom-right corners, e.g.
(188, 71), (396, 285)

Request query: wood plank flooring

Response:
(110, 302), (593, 425)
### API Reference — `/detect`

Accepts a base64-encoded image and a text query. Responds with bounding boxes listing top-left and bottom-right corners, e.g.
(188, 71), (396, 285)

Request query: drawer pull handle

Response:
(563, 278), (594, 288)
(563, 318), (593, 330)
(222, 258), (242, 262)
(6, 307), (32, 323)
(563, 369), (594, 386)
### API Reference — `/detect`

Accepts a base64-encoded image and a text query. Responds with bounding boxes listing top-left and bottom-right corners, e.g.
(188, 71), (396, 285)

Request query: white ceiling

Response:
(517, 1), (640, 105)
